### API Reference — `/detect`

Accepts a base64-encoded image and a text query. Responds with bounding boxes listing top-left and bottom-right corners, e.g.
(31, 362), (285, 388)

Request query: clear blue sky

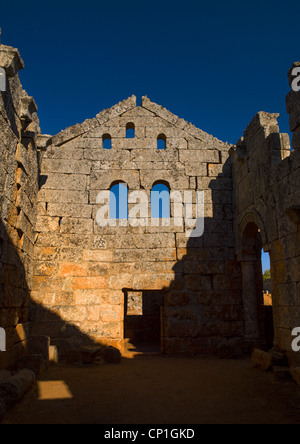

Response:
(1, 0), (295, 271)
(1, 0), (299, 145)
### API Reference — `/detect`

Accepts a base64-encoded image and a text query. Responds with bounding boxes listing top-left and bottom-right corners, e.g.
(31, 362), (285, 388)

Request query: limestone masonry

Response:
(0, 42), (299, 376)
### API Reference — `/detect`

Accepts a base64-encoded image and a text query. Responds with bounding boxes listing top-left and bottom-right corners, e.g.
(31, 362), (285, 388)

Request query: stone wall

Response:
(0, 45), (40, 368)
(2, 39), (298, 367)
(31, 95), (243, 357)
(231, 65), (300, 365)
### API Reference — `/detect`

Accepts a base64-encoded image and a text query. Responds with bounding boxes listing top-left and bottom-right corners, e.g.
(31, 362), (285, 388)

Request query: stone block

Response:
(184, 275), (212, 291)
(251, 349), (273, 371)
(140, 170), (189, 190)
(80, 345), (103, 364)
(39, 173), (88, 191)
(38, 189), (89, 204)
(49, 345), (59, 365)
(72, 277), (108, 290)
(165, 291), (189, 307)
(0, 369), (35, 409)
(35, 216), (60, 233)
(180, 150), (220, 164)
(32, 276), (69, 292)
(87, 305), (101, 322)
(0, 45), (24, 76)
(47, 203), (92, 218)
(41, 158), (91, 175)
(90, 170), (140, 189)
(44, 144), (84, 160)
(82, 250), (114, 262)
(114, 248), (177, 263)
(60, 218), (93, 234)
(28, 336), (50, 366)
(100, 306), (123, 323)
(60, 262), (87, 277)
(185, 163), (207, 177)
(131, 273), (176, 291)
(104, 346), (121, 364)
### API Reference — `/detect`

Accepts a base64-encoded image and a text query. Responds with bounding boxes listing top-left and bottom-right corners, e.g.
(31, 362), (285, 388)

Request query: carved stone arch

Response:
(237, 209), (269, 255)
(237, 209), (274, 348)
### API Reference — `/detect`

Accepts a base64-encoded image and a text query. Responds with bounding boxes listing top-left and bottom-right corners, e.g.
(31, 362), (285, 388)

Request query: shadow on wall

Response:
(0, 217), (119, 371)
(0, 153), (276, 422)
(28, 155), (247, 360)
(162, 156), (246, 356)
(0, 217), (30, 369)
(0, 153), (273, 368)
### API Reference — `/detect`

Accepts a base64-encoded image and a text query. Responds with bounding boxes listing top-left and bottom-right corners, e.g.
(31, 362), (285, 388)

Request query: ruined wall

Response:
(31, 96), (243, 357)
(1, 38), (299, 371)
(0, 45), (40, 368)
(231, 66), (300, 365)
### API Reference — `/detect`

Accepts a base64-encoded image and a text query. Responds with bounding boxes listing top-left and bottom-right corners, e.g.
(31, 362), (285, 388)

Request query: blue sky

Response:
(2, 0), (294, 271)
(1, 0), (299, 145)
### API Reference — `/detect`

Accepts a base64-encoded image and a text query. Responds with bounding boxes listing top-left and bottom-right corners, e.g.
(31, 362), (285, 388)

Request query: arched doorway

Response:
(239, 221), (274, 351)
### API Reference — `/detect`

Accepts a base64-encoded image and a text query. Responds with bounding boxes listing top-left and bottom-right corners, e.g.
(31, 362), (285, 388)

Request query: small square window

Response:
(103, 134), (112, 149)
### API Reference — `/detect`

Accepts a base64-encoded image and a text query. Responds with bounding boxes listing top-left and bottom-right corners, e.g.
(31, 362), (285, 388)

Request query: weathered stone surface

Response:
(0, 42), (40, 370)
(104, 346), (122, 364)
(1, 40), (299, 372)
(81, 345), (103, 364)
(28, 336), (50, 366)
(0, 45), (24, 76)
(49, 345), (59, 364)
(251, 349), (273, 371)
(0, 369), (35, 408)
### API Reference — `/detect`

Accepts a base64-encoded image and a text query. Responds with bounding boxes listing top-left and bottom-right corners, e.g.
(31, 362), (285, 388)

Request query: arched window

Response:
(110, 182), (128, 220)
(151, 182), (170, 219)
(126, 123), (135, 139)
(157, 134), (167, 150)
(103, 134), (112, 150)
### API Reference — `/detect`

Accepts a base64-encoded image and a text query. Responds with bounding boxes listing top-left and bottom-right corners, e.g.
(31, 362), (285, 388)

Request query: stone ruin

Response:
(0, 42), (299, 379)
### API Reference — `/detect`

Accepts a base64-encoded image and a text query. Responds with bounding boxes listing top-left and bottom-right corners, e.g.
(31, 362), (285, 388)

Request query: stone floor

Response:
(3, 356), (300, 424)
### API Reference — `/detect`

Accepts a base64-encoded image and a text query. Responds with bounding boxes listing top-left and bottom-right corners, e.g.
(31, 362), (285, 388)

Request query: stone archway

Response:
(238, 214), (275, 350)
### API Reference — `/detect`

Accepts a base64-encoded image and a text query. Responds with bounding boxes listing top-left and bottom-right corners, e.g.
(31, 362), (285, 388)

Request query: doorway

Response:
(123, 290), (165, 355)
(262, 250), (274, 349)
(240, 222), (274, 350)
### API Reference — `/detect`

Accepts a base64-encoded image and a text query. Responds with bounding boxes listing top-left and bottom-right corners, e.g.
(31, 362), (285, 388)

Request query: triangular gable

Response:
(47, 95), (229, 150)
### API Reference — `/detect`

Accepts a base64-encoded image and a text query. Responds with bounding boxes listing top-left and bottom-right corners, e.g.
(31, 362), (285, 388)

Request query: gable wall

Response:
(31, 97), (243, 356)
